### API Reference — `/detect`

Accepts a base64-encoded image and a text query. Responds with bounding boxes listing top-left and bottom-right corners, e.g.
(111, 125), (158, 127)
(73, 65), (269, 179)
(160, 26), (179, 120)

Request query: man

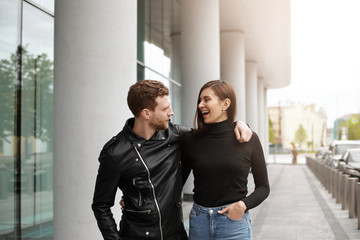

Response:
(92, 80), (252, 240)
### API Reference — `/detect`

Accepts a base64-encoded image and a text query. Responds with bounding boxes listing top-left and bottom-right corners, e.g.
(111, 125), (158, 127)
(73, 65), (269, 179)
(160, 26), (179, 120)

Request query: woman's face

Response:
(198, 87), (228, 124)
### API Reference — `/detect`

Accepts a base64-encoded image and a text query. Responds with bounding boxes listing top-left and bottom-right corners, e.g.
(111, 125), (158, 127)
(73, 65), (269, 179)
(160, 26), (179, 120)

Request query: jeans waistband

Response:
(192, 202), (250, 216)
(192, 202), (236, 214)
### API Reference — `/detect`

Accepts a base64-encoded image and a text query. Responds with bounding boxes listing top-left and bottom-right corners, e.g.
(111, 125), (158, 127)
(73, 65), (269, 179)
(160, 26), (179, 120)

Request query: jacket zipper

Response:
(133, 179), (143, 207)
(133, 144), (163, 240)
(124, 209), (151, 214)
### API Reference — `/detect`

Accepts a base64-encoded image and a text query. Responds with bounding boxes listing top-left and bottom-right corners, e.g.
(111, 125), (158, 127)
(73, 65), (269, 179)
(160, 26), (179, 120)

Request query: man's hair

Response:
(194, 80), (237, 133)
(127, 80), (169, 117)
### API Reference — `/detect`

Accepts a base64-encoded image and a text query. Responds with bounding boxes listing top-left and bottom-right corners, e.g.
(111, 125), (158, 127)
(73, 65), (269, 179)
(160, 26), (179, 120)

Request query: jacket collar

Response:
(122, 118), (167, 145)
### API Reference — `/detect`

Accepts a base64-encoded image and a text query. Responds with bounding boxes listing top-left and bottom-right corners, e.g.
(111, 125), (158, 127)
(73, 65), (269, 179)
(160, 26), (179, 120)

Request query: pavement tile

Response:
(182, 163), (360, 239)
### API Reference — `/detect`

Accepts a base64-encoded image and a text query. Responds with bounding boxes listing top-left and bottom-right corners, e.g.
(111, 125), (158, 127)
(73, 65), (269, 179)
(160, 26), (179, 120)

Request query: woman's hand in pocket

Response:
(218, 201), (247, 220)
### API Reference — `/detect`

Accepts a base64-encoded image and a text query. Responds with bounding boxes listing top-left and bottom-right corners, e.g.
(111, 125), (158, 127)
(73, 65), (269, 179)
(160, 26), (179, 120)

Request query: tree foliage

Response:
(294, 124), (307, 147)
(269, 117), (275, 144)
(339, 115), (360, 140)
(0, 47), (53, 151)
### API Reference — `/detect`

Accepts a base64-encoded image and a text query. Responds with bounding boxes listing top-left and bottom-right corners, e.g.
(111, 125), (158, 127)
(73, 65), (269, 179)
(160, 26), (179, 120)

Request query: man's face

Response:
(149, 95), (174, 130)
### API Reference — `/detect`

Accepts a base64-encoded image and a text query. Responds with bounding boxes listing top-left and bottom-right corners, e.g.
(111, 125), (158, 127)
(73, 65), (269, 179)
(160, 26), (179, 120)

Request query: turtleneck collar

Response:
(205, 119), (234, 134)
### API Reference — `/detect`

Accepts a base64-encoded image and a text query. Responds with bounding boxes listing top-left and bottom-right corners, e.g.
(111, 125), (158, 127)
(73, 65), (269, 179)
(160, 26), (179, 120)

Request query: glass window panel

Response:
(21, 2), (54, 238)
(137, 0), (182, 124)
(0, 0), (19, 237)
(30, 0), (54, 13)
(140, 0), (173, 79)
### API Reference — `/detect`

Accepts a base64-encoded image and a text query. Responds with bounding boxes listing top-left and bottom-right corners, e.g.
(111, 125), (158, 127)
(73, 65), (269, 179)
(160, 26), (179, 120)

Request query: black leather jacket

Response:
(92, 118), (190, 240)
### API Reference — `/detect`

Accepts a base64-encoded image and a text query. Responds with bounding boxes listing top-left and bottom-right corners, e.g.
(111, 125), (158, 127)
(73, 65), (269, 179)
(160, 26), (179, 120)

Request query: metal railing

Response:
(306, 156), (360, 228)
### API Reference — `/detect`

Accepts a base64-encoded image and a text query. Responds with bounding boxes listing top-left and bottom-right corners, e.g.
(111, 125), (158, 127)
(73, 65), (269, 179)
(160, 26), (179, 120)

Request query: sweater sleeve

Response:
(241, 132), (270, 210)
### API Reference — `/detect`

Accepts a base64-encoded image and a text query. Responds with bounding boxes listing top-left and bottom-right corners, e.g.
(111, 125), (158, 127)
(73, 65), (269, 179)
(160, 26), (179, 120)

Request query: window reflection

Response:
(0, 0), (19, 236)
(29, 0), (54, 13)
(137, 0), (182, 124)
(21, 2), (54, 236)
(0, 0), (54, 238)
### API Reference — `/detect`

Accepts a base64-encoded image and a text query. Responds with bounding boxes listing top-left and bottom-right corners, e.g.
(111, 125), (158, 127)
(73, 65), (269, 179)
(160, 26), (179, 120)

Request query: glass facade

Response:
(137, 0), (182, 124)
(1, 0), (180, 238)
(0, 0), (54, 239)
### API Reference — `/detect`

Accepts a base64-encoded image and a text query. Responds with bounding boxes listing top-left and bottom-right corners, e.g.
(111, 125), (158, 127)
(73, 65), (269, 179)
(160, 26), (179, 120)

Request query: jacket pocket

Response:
(133, 178), (143, 207)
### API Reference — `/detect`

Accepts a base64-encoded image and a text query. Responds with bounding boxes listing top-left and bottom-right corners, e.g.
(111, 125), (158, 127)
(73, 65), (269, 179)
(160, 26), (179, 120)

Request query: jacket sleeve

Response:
(172, 123), (193, 141)
(241, 132), (270, 210)
(92, 148), (121, 240)
(180, 139), (192, 186)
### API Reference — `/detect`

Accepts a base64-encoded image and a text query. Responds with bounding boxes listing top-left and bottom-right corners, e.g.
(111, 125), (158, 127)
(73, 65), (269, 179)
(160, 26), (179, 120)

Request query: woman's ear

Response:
(223, 98), (231, 111)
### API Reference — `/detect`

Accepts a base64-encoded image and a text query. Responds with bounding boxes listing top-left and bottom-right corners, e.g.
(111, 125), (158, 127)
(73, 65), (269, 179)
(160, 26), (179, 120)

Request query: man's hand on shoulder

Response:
(234, 121), (252, 143)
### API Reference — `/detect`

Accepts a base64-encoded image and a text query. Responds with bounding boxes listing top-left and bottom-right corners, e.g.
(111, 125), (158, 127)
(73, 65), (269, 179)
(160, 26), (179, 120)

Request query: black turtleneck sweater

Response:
(182, 120), (270, 209)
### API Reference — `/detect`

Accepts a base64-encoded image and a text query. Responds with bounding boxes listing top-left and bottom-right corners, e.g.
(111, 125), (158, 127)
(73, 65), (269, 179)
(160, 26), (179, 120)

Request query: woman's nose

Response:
(198, 101), (204, 109)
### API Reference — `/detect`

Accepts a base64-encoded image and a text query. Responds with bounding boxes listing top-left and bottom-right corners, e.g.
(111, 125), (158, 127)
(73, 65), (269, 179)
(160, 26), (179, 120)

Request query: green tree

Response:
(0, 47), (53, 153)
(0, 51), (17, 141)
(339, 115), (360, 140)
(294, 124), (307, 147)
(269, 116), (275, 144)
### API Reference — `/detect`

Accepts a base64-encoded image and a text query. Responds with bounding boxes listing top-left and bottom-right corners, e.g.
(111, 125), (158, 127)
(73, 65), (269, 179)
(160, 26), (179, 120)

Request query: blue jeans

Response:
(189, 202), (252, 240)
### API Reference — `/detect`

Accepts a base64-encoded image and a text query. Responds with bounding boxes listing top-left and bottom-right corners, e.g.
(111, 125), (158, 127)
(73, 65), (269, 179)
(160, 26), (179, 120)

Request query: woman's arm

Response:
(242, 132), (270, 210)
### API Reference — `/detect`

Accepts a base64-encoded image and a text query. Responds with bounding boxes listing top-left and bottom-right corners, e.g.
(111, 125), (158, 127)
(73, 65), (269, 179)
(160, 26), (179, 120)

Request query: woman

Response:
(182, 80), (270, 240)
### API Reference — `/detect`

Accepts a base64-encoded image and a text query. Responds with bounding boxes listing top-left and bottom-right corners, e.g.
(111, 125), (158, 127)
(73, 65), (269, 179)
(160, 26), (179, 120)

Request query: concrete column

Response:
(258, 78), (265, 146)
(220, 31), (246, 121)
(181, 0), (220, 198)
(170, 33), (181, 84)
(264, 88), (270, 158)
(245, 61), (258, 131)
(180, 0), (220, 127)
(54, 1), (136, 239)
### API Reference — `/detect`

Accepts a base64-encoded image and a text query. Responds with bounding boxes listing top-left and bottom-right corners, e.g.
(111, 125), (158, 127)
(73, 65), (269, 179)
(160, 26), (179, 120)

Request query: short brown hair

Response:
(127, 80), (169, 117)
(194, 80), (237, 133)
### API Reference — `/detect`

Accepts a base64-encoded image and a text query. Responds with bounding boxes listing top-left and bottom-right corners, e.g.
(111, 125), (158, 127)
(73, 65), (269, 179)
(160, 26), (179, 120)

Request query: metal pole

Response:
(336, 172), (342, 203)
(342, 174), (349, 210)
(332, 170), (337, 198)
(348, 177), (358, 218)
(357, 183), (360, 229)
(326, 166), (331, 192)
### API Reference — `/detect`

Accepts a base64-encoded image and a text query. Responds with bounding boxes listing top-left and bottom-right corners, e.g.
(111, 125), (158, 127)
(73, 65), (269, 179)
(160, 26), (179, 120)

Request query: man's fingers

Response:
(235, 129), (241, 141)
(241, 130), (253, 142)
(245, 132), (252, 142)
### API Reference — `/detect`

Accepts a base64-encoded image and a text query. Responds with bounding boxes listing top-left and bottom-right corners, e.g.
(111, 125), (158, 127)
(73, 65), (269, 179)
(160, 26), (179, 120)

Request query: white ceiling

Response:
(147, 0), (291, 89)
(220, 0), (291, 89)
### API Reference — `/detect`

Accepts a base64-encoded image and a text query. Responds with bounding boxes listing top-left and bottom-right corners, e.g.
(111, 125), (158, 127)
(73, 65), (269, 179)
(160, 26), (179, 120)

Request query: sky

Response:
(267, 0), (360, 128)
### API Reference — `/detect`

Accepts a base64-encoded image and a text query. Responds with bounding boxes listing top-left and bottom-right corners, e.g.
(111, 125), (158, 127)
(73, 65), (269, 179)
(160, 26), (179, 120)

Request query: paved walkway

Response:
(183, 164), (360, 240)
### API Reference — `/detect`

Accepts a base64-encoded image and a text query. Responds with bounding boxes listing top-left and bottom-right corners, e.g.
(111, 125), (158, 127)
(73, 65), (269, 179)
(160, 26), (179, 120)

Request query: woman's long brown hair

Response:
(194, 80), (237, 134)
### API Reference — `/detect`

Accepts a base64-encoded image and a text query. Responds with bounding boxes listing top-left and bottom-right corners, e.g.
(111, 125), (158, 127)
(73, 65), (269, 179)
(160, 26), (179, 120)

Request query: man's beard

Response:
(149, 119), (168, 130)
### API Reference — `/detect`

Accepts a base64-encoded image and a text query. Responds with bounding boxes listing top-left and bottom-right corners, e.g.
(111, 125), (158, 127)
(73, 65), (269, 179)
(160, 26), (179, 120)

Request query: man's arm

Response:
(234, 121), (252, 142)
(92, 149), (121, 240)
(171, 120), (251, 142)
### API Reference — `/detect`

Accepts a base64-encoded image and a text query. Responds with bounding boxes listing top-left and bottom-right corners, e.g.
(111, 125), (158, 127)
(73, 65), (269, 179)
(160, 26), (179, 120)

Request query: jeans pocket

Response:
(224, 212), (243, 222)
(189, 208), (199, 219)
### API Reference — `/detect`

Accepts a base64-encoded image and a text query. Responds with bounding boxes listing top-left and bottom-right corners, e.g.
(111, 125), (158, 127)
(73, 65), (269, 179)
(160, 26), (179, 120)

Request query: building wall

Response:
(269, 104), (327, 151)
(0, 0), (288, 239)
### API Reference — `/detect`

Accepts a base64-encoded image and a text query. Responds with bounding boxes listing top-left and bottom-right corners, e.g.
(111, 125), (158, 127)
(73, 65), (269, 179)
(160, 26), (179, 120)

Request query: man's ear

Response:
(223, 98), (231, 111)
(141, 109), (152, 120)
